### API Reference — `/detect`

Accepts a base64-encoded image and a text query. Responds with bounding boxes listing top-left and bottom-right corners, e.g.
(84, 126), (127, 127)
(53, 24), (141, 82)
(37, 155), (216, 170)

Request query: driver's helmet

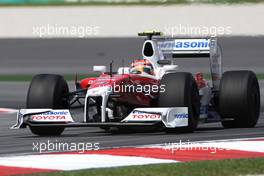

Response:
(130, 59), (154, 75)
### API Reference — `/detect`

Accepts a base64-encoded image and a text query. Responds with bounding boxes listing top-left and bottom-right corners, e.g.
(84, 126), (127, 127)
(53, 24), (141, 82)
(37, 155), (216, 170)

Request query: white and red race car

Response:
(12, 31), (260, 136)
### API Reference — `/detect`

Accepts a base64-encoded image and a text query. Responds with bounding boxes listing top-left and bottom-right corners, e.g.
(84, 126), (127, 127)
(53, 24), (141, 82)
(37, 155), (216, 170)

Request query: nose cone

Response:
(87, 86), (112, 97)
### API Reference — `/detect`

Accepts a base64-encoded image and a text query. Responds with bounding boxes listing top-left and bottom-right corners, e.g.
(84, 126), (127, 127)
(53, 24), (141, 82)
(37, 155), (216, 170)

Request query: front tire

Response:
(219, 71), (260, 128)
(158, 72), (200, 133)
(27, 74), (69, 136)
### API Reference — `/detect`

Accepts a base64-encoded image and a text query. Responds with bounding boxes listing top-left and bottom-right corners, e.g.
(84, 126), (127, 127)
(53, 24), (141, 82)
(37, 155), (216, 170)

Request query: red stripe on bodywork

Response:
(0, 166), (57, 176)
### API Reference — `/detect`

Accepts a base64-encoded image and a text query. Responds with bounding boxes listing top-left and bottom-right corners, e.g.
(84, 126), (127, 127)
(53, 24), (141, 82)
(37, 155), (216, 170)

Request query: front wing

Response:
(11, 107), (189, 129)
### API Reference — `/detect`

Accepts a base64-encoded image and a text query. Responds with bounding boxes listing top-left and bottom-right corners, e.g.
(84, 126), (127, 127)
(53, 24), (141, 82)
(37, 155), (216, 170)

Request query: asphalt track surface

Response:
(0, 37), (263, 155)
(0, 37), (264, 74)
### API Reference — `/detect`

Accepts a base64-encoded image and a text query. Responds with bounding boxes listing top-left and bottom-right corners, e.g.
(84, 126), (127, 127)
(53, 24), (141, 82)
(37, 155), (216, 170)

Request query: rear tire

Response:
(159, 72), (200, 133)
(27, 74), (69, 136)
(219, 71), (260, 128)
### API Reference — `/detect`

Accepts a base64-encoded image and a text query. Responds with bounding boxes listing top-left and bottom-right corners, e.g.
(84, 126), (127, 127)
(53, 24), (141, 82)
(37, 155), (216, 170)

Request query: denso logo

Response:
(175, 113), (188, 119)
(40, 111), (68, 115)
(31, 115), (66, 121)
(88, 80), (95, 84)
(132, 114), (161, 119)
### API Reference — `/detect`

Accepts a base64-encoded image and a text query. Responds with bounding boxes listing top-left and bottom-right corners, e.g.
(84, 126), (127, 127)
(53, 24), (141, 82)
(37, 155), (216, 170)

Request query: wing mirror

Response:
(157, 60), (172, 65)
(93, 66), (107, 73)
(163, 65), (178, 71)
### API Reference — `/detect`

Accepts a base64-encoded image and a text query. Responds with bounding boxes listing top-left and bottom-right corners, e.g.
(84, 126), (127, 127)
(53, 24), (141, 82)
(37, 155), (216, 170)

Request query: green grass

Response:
(0, 0), (263, 6)
(0, 73), (263, 82)
(28, 158), (264, 176)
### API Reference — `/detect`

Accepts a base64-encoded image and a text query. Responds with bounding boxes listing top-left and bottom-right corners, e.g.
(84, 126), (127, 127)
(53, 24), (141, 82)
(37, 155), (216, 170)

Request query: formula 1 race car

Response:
(12, 31), (260, 136)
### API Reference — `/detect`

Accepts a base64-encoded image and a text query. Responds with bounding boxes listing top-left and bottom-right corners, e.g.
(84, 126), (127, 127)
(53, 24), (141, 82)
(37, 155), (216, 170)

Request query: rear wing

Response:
(156, 37), (222, 90)
(157, 38), (210, 57)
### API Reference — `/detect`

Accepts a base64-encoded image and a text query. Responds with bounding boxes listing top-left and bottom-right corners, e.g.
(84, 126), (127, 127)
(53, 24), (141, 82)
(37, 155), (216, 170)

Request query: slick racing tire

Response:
(219, 71), (260, 128)
(159, 72), (200, 133)
(27, 74), (69, 136)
